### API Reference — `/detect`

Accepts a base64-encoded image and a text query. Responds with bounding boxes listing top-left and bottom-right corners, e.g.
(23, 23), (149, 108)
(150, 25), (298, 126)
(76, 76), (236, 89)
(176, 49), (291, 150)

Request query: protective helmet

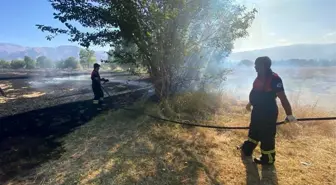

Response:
(93, 63), (100, 68)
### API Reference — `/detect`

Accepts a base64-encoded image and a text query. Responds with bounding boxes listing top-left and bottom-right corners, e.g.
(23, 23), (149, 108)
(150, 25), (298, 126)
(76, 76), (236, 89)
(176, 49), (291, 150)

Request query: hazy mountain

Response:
(2, 42), (335, 63)
(229, 43), (336, 61)
(0, 43), (108, 61)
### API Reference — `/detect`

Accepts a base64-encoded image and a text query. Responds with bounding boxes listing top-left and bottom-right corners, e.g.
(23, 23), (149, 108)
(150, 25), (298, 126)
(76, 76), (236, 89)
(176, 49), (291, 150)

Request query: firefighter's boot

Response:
(254, 150), (275, 165)
(93, 99), (102, 111)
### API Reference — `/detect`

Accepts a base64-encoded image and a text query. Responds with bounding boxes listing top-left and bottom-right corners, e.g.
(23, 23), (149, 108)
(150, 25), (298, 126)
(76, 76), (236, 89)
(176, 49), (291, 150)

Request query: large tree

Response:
(63, 57), (80, 69)
(24, 56), (36, 69)
(37, 0), (256, 98)
(79, 48), (96, 69)
(36, 56), (54, 68)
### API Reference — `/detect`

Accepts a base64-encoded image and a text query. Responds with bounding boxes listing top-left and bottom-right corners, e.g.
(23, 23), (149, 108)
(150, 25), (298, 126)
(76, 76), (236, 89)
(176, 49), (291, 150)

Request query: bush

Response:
(63, 57), (80, 69)
(0, 60), (10, 69)
(10, 60), (25, 69)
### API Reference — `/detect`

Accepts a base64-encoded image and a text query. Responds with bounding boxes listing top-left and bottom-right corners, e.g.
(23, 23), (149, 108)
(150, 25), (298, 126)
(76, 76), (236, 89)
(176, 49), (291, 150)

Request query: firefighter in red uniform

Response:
(91, 63), (108, 110)
(240, 56), (297, 165)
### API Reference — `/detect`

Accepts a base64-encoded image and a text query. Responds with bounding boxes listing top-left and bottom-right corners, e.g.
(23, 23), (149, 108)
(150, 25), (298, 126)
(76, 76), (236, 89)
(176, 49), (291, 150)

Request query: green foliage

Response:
(0, 60), (10, 69)
(37, 0), (257, 98)
(79, 48), (96, 69)
(24, 56), (36, 69)
(63, 57), (80, 69)
(10, 60), (25, 69)
(36, 56), (54, 68)
(55, 60), (64, 69)
(107, 48), (138, 72)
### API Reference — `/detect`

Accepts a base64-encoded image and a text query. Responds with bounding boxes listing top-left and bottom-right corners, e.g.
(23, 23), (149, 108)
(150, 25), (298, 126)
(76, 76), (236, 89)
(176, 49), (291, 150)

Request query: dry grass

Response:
(5, 92), (336, 185)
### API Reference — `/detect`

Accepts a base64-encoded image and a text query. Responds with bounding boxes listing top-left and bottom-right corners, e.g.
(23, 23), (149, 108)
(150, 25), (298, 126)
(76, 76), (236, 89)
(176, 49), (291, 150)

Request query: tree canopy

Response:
(24, 56), (36, 69)
(63, 57), (80, 69)
(10, 60), (25, 69)
(37, 0), (257, 98)
(36, 56), (54, 68)
(79, 48), (96, 69)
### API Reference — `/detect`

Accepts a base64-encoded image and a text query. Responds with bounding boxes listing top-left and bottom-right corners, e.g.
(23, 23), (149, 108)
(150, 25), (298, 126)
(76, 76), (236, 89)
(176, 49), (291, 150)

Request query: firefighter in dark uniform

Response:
(240, 56), (297, 165)
(91, 63), (108, 110)
(0, 87), (6, 97)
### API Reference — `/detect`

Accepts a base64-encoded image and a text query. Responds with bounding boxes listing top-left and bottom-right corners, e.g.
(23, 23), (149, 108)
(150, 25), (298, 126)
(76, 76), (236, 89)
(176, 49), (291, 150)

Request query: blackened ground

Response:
(0, 70), (152, 183)
(0, 88), (149, 183)
(0, 69), (128, 80)
(0, 72), (150, 117)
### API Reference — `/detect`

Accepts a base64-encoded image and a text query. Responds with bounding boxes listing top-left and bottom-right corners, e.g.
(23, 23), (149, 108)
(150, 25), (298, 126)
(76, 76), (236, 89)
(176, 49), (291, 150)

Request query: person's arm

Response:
(246, 86), (254, 111)
(273, 76), (296, 121)
(100, 78), (108, 82)
(95, 77), (101, 82)
(95, 72), (108, 83)
(91, 71), (101, 84)
(277, 91), (292, 116)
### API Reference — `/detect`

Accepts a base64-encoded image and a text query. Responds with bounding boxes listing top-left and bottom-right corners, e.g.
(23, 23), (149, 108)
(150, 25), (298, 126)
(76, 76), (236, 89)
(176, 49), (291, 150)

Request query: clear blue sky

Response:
(0, 0), (73, 47)
(0, 0), (335, 51)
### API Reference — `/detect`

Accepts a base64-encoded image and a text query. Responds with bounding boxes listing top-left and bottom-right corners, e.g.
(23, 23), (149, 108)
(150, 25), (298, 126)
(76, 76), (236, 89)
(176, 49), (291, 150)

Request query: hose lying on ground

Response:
(121, 107), (336, 130)
(101, 85), (336, 130)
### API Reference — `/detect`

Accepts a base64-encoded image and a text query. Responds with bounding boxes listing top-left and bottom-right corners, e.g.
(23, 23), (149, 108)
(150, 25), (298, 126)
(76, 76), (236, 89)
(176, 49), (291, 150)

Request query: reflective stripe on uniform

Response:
(248, 137), (258, 145)
(93, 100), (99, 104)
(261, 149), (275, 163)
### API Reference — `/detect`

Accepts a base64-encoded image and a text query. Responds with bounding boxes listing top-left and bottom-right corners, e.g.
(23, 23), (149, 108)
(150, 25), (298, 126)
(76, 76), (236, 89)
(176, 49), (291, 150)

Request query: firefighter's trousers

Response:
(241, 107), (278, 164)
(92, 84), (104, 106)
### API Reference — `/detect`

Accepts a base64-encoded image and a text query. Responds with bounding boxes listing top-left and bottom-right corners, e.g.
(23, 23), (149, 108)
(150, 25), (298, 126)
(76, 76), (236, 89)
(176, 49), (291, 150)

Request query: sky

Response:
(0, 0), (335, 52)
(234, 0), (336, 52)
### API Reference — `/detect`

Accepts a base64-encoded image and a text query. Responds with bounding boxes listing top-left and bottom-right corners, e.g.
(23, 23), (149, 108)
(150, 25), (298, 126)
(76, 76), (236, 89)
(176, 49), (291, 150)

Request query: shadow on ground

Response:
(35, 114), (226, 185)
(241, 152), (278, 185)
(0, 89), (147, 184)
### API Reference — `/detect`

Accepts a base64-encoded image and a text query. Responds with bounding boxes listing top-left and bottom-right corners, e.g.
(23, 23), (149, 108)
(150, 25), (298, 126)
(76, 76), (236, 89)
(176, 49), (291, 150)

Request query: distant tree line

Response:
(0, 48), (97, 70)
(238, 59), (336, 67)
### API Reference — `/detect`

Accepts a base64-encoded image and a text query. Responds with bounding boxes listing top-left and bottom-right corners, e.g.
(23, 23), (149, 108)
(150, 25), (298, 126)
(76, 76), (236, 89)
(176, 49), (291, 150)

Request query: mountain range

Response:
(0, 43), (108, 61)
(0, 42), (335, 62)
(229, 43), (336, 61)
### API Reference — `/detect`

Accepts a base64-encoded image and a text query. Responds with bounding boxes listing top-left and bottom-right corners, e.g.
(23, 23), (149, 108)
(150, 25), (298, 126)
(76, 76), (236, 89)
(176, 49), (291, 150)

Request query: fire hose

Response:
(101, 85), (336, 130)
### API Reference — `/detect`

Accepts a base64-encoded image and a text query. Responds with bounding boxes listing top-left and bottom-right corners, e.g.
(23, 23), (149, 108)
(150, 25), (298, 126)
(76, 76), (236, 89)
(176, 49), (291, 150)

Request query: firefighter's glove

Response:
(245, 103), (252, 112)
(285, 115), (297, 123)
(101, 78), (109, 83)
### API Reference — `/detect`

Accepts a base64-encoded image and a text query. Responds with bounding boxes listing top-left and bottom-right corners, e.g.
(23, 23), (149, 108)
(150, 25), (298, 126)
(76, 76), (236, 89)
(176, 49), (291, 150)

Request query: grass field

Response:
(1, 67), (335, 185)
(4, 92), (335, 185)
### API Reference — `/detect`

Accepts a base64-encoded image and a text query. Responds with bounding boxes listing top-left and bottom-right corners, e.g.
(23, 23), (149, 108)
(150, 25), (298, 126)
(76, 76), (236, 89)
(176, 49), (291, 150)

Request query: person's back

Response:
(240, 56), (297, 165)
(91, 63), (103, 109)
(91, 67), (101, 87)
(249, 71), (283, 113)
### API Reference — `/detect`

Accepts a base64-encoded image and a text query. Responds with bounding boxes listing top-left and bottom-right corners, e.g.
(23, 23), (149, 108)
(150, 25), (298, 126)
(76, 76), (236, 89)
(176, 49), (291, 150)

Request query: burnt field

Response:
(0, 70), (152, 182)
(0, 70), (150, 117)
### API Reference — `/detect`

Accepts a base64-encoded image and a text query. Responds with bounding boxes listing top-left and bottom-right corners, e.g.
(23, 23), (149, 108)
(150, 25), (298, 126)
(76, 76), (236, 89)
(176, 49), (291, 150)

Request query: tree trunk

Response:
(149, 64), (171, 101)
